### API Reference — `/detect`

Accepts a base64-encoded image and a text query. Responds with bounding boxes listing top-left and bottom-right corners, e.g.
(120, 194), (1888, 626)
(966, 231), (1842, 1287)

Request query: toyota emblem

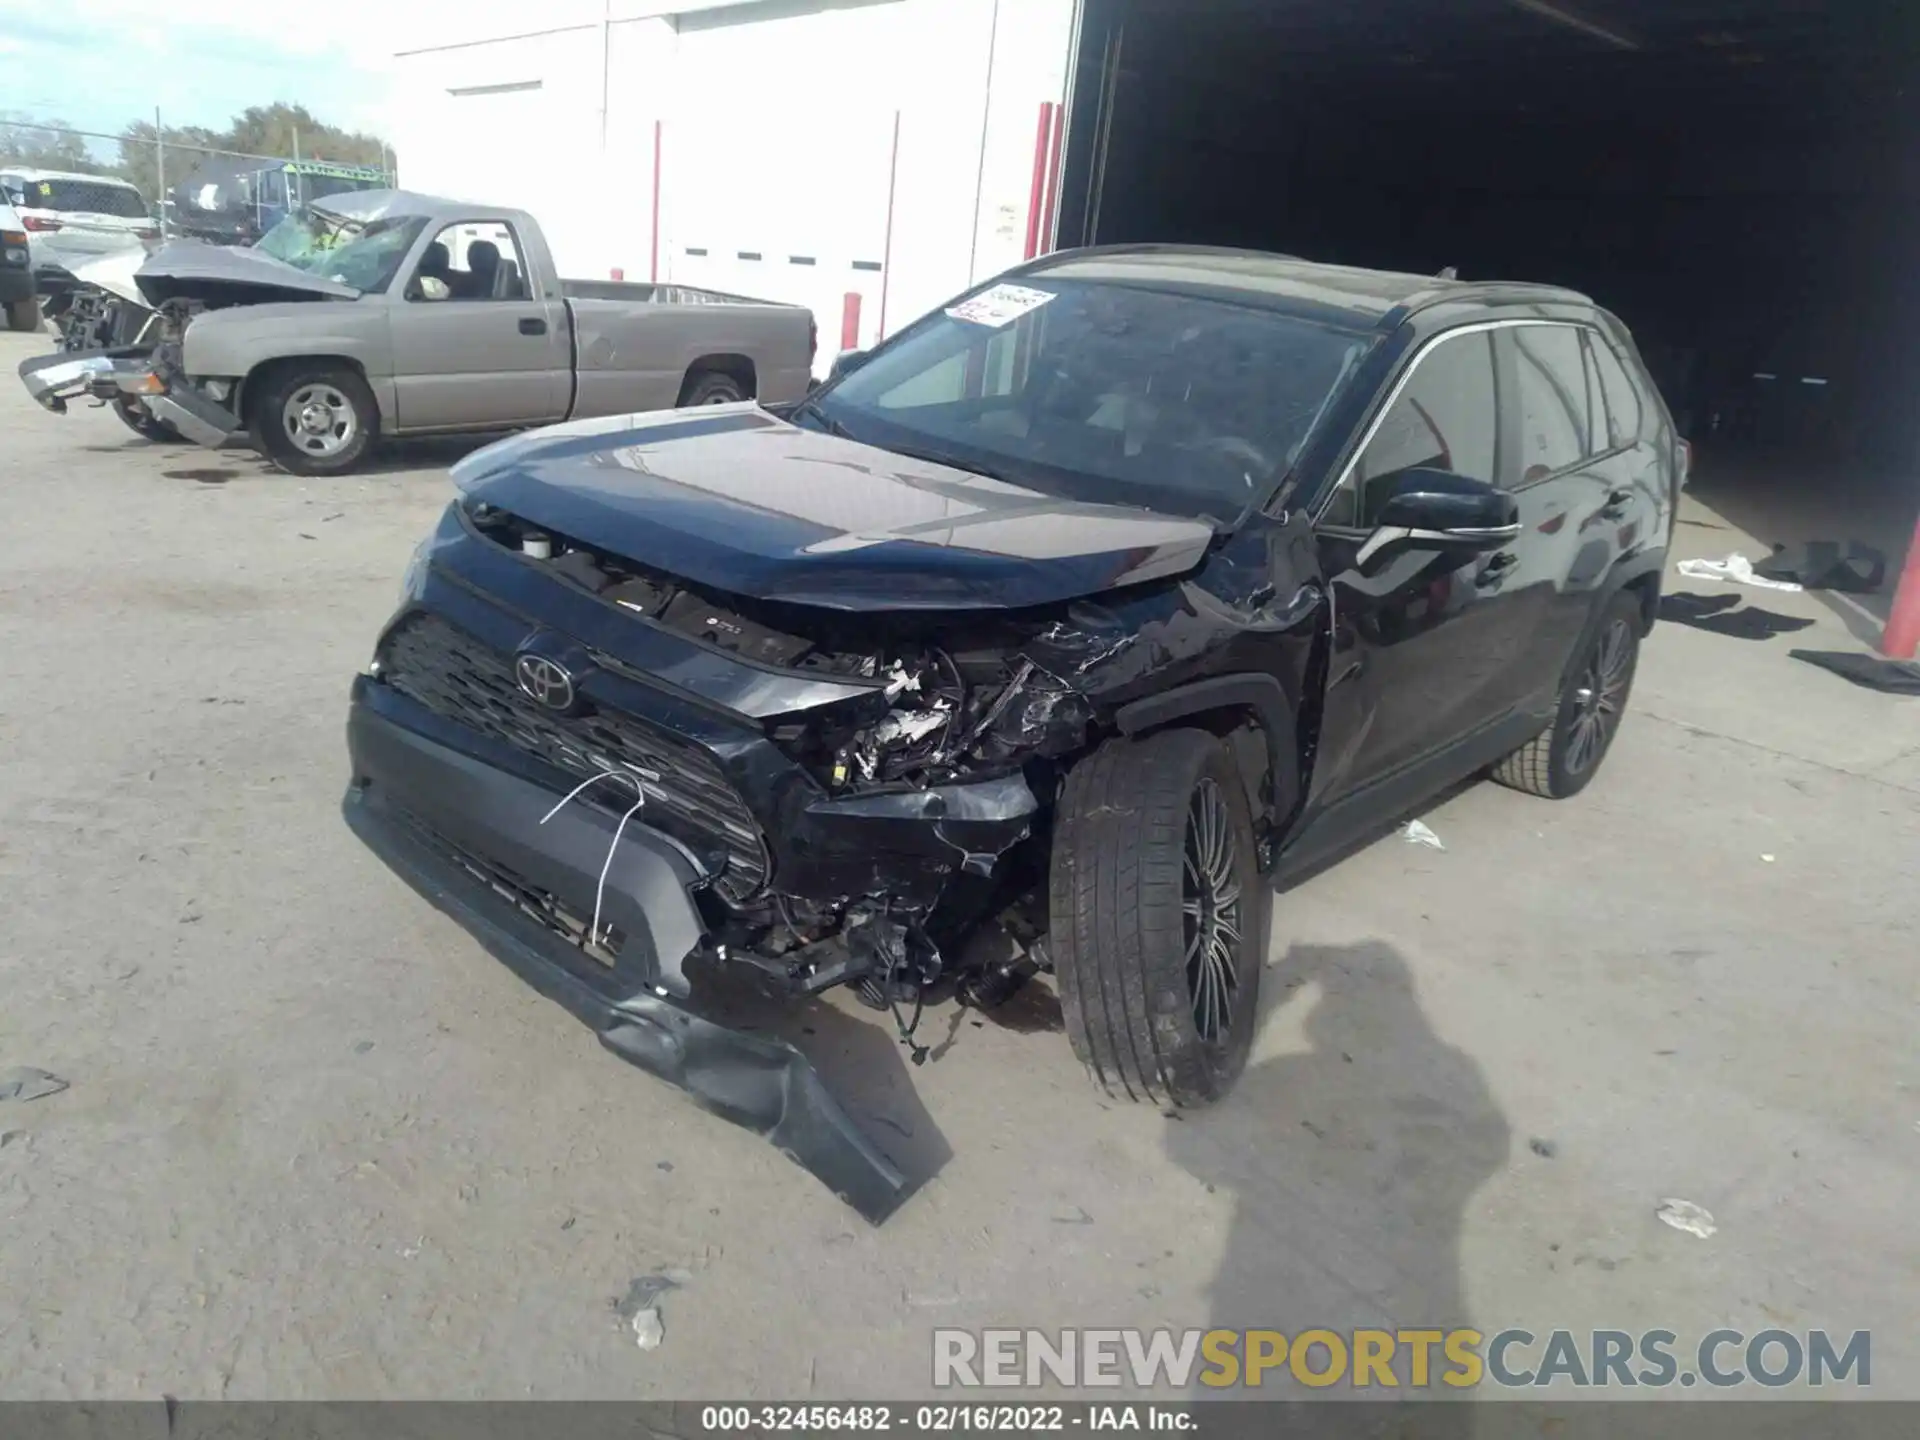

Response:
(515, 653), (576, 712)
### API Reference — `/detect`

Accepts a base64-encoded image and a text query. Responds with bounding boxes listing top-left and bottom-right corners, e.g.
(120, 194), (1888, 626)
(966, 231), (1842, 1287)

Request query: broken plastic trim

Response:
(342, 783), (911, 1224)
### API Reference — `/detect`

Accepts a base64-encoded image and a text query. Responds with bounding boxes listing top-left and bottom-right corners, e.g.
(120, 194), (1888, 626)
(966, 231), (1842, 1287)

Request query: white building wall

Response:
(390, 0), (1080, 371)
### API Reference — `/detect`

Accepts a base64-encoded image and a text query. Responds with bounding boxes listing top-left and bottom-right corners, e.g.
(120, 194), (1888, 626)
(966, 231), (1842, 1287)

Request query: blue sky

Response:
(0, 0), (393, 157)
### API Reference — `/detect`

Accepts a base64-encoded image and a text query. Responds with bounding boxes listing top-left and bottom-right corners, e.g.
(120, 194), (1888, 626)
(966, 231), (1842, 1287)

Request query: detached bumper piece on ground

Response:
(344, 694), (911, 1224)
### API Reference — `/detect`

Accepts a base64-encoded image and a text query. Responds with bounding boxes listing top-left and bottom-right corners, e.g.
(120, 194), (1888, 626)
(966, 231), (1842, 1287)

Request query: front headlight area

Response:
(773, 648), (1094, 793)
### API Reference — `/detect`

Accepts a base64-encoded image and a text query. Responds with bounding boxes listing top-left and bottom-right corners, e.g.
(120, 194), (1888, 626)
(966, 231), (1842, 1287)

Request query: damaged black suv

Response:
(344, 246), (1679, 1220)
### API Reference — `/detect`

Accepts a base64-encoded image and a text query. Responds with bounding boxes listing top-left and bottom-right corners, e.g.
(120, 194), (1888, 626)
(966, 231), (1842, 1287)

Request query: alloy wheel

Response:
(1566, 618), (1634, 776)
(1182, 777), (1243, 1044)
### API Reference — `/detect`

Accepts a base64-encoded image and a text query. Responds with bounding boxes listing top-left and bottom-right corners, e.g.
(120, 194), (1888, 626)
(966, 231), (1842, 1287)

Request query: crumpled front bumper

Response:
(342, 687), (912, 1224)
(17, 348), (151, 412)
(17, 348), (244, 448)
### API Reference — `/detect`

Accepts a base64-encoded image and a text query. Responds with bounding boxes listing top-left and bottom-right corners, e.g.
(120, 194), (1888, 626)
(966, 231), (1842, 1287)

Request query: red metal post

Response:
(1881, 510), (1920, 659)
(1038, 101), (1066, 256)
(1023, 102), (1055, 261)
(877, 109), (902, 340)
(840, 292), (864, 352)
(649, 119), (664, 284)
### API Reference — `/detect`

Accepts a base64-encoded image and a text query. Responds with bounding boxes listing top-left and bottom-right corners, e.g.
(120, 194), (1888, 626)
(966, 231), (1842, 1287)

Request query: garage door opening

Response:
(1056, 0), (1920, 598)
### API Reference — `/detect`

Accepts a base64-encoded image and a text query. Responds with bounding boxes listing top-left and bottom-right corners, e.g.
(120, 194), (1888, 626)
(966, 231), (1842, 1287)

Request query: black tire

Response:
(5, 297), (40, 333)
(677, 369), (748, 406)
(1493, 590), (1643, 799)
(111, 395), (183, 443)
(250, 364), (378, 476)
(1051, 728), (1266, 1108)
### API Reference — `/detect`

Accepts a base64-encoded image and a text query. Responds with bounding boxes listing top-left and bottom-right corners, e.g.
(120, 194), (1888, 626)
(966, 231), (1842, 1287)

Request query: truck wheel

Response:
(678, 369), (747, 406)
(5, 298), (40, 333)
(1492, 590), (1643, 800)
(252, 365), (377, 475)
(111, 395), (183, 443)
(1050, 728), (1265, 1108)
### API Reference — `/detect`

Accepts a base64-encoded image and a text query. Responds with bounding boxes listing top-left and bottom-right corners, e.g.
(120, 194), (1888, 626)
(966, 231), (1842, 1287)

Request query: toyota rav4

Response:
(344, 246), (1681, 1220)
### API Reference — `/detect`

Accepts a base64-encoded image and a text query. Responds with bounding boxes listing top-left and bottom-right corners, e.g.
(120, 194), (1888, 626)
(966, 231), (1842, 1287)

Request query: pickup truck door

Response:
(388, 220), (569, 431)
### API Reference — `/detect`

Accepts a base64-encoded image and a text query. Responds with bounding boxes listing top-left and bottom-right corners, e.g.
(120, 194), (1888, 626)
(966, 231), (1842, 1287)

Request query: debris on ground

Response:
(1753, 541), (1887, 594)
(1528, 1137), (1559, 1159)
(1789, 650), (1920, 696)
(0, 1068), (68, 1103)
(1403, 819), (1445, 851)
(1659, 593), (1814, 641)
(613, 1272), (685, 1352)
(1761, 854), (1777, 864)
(1675, 554), (1803, 592)
(1655, 1198), (1717, 1239)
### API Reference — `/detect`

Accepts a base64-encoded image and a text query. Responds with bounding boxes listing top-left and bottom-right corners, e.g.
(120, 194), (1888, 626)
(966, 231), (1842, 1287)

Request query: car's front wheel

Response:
(5, 297), (41, 333)
(1493, 589), (1644, 799)
(251, 364), (378, 476)
(1050, 728), (1266, 1108)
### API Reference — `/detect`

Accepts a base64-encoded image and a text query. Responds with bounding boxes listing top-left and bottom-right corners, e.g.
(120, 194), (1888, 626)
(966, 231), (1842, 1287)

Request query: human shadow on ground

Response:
(1165, 941), (1509, 1430)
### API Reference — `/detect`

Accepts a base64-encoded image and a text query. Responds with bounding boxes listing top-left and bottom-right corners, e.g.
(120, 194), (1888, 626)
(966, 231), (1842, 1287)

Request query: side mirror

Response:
(1356, 468), (1520, 571)
(827, 348), (870, 385)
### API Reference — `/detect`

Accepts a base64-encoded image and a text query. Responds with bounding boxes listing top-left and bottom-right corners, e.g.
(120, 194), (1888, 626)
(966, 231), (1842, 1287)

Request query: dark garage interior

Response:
(1057, 0), (1920, 585)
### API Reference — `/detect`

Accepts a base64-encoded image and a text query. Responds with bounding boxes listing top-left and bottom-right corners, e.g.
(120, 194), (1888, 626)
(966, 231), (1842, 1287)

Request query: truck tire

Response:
(251, 364), (378, 476)
(1050, 728), (1265, 1108)
(5, 298), (40, 333)
(1492, 589), (1643, 799)
(678, 369), (747, 406)
(112, 395), (183, 443)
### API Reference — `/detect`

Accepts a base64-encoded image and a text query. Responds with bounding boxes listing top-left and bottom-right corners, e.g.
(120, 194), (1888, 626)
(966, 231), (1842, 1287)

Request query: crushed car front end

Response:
(342, 439), (1176, 1218)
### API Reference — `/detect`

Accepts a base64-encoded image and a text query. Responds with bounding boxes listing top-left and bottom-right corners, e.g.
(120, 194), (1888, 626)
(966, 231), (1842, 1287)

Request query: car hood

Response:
(449, 405), (1218, 612)
(134, 238), (359, 307)
(65, 244), (153, 306)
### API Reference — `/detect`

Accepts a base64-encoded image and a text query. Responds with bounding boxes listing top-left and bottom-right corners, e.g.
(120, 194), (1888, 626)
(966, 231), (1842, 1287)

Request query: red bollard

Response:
(1881, 510), (1920, 659)
(840, 292), (863, 352)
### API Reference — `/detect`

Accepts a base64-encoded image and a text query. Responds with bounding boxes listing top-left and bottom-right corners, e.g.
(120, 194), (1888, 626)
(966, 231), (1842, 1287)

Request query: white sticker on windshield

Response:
(946, 283), (1056, 329)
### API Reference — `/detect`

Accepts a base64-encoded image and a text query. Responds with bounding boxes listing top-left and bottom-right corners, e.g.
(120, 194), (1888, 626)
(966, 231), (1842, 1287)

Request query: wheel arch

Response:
(678, 352), (757, 402)
(240, 354), (384, 431)
(1111, 675), (1301, 834)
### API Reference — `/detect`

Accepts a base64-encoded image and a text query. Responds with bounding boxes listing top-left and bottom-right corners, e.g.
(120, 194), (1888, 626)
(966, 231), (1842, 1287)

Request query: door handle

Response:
(519, 317), (548, 336)
(1600, 487), (1634, 518)
(1475, 552), (1518, 588)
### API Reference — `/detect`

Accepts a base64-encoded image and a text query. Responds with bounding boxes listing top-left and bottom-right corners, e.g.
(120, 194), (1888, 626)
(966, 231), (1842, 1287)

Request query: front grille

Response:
(379, 612), (771, 902)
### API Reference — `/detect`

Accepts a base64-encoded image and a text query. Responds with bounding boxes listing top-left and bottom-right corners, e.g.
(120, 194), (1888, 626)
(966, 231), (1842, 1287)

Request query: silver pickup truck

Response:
(18, 190), (816, 474)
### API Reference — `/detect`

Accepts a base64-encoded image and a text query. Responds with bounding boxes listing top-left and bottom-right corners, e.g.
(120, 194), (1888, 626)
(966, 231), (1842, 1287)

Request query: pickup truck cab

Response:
(18, 190), (816, 475)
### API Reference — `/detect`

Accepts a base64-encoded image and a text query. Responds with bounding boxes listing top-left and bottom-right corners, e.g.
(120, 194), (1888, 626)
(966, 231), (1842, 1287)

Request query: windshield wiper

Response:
(793, 396), (853, 439)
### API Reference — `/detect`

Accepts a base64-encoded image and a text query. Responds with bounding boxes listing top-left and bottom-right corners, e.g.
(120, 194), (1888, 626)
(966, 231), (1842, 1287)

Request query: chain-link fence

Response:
(0, 115), (396, 245)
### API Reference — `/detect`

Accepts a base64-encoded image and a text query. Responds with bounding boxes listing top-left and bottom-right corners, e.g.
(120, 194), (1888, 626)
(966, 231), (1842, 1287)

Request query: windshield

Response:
(806, 278), (1374, 521)
(3, 176), (148, 218)
(254, 207), (426, 293)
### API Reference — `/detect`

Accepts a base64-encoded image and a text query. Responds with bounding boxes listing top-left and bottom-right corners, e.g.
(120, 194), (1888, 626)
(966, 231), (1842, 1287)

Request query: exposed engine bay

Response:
(460, 498), (1123, 1042)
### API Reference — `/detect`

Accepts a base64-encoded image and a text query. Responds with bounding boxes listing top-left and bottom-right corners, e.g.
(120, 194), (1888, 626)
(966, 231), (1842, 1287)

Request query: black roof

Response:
(1023, 244), (1592, 328)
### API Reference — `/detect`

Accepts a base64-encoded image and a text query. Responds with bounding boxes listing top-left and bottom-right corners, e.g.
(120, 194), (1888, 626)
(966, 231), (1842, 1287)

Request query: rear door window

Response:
(1508, 324), (1594, 482)
(1587, 333), (1644, 449)
(1326, 329), (1499, 528)
(18, 178), (148, 217)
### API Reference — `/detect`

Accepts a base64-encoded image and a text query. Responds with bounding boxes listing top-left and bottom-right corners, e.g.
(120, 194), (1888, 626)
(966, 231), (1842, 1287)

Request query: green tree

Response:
(0, 111), (108, 174)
